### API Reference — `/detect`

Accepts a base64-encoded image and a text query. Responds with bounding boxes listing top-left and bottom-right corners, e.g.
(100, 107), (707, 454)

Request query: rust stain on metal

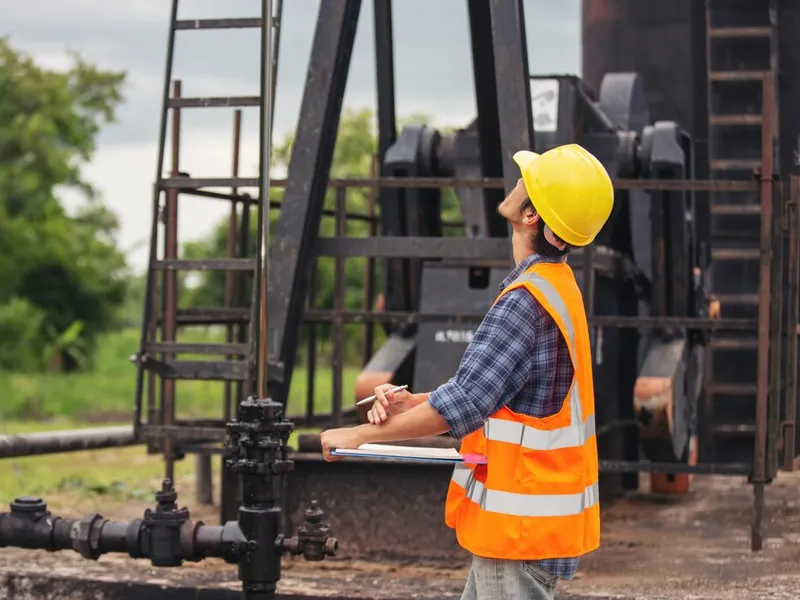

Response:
(581, 0), (619, 25)
(633, 376), (672, 439)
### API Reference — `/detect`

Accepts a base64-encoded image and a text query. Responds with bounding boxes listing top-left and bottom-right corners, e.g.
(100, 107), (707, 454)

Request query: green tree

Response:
(0, 38), (129, 371)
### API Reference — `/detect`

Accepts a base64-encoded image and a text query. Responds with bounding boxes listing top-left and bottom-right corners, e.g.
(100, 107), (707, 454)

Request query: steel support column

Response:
(373, 0), (408, 317)
(467, 0), (507, 239)
(266, 0), (362, 408)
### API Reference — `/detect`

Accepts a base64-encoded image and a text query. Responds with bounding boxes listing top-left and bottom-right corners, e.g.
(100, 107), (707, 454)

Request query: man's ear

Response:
(522, 209), (539, 227)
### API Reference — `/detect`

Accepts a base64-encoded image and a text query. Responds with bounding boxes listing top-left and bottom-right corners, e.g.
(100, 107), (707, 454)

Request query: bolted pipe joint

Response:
(280, 500), (338, 561)
(71, 513), (106, 560)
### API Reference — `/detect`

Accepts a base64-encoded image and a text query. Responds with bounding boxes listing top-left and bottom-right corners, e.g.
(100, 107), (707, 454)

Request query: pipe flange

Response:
(126, 519), (145, 559)
(72, 513), (104, 560)
(179, 519), (204, 562)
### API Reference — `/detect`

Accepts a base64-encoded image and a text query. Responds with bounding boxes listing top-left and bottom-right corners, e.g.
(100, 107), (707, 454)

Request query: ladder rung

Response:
(144, 342), (250, 355)
(143, 358), (249, 381)
(171, 307), (251, 325)
(174, 18), (261, 30)
(153, 259), (256, 271)
(168, 97), (261, 109)
(709, 337), (758, 350)
(715, 293), (759, 305)
(710, 423), (756, 436)
(710, 204), (761, 215)
(709, 70), (769, 82)
(710, 159), (760, 171)
(707, 383), (757, 396)
(140, 358), (284, 384)
(708, 27), (772, 39)
(709, 114), (763, 126)
(712, 248), (759, 260)
(161, 177), (260, 189)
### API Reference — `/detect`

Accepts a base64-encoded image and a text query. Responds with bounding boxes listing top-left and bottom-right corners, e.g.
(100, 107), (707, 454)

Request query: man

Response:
(320, 143), (614, 600)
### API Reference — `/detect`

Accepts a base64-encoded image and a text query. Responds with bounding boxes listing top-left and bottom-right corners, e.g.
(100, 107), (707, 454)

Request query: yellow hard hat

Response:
(512, 144), (614, 247)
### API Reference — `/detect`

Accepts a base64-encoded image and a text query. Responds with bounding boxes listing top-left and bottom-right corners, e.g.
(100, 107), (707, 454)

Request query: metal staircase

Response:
(703, 0), (779, 463)
(131, 0), (283, 483)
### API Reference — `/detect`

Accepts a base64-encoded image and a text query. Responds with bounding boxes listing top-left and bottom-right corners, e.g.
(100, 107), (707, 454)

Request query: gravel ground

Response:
(1, 470), (799, 599)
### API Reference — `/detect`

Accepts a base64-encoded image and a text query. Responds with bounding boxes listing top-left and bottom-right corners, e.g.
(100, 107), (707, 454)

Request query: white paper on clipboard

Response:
(330, 444), (487, 464)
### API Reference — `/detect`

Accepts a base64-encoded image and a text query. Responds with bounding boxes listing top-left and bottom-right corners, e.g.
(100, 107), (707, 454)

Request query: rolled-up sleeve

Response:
(427, 288), (542, 440)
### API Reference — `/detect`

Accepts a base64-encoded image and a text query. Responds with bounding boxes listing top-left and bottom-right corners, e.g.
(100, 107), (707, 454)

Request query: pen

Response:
(355, 384), (409, 406)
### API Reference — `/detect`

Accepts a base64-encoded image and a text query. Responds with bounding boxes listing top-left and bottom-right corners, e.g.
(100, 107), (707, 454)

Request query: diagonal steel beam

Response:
(488, 0), (535, 193)
(467, 0), (508, 239)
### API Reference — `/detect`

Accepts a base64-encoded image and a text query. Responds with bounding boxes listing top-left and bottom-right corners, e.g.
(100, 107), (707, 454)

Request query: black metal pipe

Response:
(0, 426), (138, 459)
(97, 520), (136, 554)
(0, 494), (247, 565)
(2, 396), (337, 600)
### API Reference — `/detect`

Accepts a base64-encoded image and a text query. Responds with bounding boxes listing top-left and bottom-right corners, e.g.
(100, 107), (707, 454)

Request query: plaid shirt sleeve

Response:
(428, 288), (548, 440)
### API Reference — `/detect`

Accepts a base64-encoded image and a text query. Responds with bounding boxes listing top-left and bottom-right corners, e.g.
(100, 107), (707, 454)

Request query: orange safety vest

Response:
(444, 260), (600, 560)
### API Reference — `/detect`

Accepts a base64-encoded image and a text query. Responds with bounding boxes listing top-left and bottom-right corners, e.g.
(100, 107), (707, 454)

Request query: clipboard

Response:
(330, 443), (488, 464)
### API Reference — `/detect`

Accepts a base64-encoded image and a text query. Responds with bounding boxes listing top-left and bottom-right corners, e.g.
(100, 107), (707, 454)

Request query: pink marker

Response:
(461, 453), (488, 465)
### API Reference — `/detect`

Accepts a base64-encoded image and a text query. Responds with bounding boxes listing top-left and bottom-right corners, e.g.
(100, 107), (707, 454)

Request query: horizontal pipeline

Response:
(0, 426), (139, 459)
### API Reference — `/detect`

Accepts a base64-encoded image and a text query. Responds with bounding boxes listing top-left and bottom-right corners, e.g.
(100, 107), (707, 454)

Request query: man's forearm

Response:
(410, 392), (430, 407)
(356, 400), (449, 445)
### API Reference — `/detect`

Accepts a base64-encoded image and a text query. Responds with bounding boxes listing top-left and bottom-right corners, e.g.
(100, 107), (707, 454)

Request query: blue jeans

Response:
(459, 556), (558, 600)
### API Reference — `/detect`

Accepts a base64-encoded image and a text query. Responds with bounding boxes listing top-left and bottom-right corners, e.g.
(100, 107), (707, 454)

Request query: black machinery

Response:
(357, 72), (711, 494)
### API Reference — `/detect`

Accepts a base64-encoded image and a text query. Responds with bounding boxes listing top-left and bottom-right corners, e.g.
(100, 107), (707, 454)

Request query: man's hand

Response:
(320, 426), (364, 462)
(367, 383), (415, 424)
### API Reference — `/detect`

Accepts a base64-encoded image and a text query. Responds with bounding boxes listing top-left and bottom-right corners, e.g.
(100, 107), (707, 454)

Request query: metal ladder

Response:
(132, 0), (283, 482)
(703, 0), (778, 463)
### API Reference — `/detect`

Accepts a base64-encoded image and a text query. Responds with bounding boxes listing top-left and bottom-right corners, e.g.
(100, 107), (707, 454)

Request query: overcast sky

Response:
(5, 0), (580, 271)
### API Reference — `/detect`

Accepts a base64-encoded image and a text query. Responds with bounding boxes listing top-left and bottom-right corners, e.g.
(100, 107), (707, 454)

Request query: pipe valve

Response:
(280, 500), (338, 561)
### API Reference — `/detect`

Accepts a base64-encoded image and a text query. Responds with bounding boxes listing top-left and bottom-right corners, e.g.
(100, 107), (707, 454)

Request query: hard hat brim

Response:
(512, 150), (540, 172)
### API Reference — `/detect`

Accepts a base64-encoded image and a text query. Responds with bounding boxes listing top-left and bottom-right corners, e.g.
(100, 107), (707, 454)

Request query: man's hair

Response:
(520, 196), (572, 257)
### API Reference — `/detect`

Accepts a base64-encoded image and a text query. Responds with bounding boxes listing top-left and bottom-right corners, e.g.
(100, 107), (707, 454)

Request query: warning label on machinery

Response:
(530, 78), (559, 132)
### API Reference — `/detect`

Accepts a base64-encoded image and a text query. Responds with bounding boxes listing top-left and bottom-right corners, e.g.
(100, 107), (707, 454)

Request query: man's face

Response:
(497, 178), (529, 222)
(497, 178), (539, 249)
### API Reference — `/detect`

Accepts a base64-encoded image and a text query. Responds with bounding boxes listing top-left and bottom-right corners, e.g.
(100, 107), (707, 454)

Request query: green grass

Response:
(0, 328), (361, 512)
(0, 328), (360, 423)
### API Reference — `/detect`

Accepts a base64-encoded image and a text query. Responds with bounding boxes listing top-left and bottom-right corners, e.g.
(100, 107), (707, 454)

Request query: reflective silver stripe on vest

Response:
(450, 463), (599, 518)
(452, 462), (472, 488)
(484, 412), (596, 450)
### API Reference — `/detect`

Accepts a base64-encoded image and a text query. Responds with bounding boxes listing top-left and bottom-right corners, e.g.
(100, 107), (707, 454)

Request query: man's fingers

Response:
(322, 445), (343, 462)
(374, 401), (387, 422)
(374, 386), (387, 403)
(367, 409), (375, 424)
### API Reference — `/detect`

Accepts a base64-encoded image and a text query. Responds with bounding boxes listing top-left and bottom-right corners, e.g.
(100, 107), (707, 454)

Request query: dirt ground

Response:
(1, 471), (800, 599)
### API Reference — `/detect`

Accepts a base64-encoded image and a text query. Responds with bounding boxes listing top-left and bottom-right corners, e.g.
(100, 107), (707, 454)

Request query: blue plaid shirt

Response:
(428, 253), (579, 580)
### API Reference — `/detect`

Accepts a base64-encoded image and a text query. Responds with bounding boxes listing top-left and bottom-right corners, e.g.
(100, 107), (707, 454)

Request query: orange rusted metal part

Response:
(633, 375), (674, 441)
(651, 436), (698, 495)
